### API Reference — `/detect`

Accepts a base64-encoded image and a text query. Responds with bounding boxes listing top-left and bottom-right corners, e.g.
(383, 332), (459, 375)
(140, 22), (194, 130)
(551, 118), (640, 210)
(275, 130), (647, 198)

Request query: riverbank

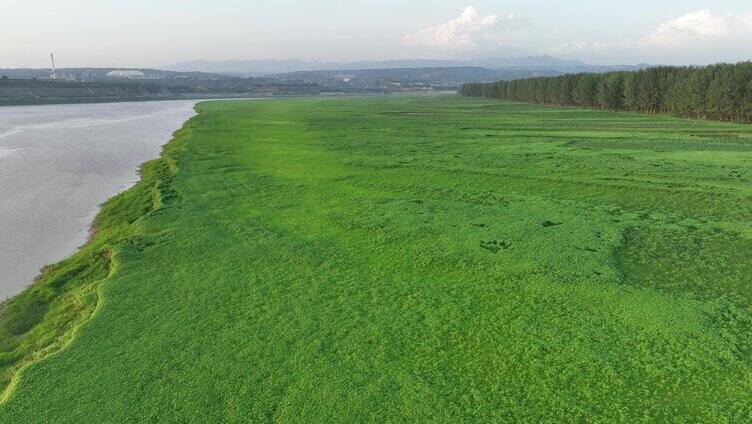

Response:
(0, 92), (329, 107)
(0, 76), (327, 107)
(2, 97), (752, 421)
(0, 114), (194, 402)
(0, 100), (197, 299)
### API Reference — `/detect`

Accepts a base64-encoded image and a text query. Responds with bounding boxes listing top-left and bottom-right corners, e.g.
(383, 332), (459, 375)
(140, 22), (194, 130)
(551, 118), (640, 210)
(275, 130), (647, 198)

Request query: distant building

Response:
(106, 70), (146, 79)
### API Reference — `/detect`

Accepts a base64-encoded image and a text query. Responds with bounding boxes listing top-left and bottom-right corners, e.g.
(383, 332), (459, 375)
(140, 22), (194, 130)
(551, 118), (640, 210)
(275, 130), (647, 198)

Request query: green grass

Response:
(2, 96), (752, 422)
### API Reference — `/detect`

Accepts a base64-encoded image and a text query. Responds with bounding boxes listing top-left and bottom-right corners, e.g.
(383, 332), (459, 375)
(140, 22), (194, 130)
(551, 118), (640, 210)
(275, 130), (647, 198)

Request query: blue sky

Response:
(2, 0), (751, 67)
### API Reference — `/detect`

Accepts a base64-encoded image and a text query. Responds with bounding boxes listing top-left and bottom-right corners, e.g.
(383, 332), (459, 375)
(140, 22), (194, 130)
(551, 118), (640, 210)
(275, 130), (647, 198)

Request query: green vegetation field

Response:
(2, 96), (752, 422)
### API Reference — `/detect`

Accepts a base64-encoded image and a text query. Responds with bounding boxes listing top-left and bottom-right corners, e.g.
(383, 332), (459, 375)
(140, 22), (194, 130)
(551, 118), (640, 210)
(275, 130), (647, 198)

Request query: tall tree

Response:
(460, 62), (752, 123)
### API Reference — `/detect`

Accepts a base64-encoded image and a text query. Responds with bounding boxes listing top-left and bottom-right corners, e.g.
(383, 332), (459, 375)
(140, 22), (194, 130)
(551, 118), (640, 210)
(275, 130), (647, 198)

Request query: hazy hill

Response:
(166, 55), (630, 77)
(268, 67), (565, 87)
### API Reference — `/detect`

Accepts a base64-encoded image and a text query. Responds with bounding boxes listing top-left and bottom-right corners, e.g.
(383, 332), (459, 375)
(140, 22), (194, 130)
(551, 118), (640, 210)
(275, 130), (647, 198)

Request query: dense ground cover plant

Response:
(2, 96), (751, 422)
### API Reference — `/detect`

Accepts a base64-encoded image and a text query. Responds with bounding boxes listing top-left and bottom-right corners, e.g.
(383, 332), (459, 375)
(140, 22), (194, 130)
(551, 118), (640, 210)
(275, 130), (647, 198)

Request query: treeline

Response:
(460, 62), (752, 122)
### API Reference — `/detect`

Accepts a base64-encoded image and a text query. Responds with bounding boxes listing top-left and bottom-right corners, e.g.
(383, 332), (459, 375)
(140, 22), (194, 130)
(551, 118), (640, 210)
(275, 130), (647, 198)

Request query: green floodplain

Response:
(2, 95), (752, 422)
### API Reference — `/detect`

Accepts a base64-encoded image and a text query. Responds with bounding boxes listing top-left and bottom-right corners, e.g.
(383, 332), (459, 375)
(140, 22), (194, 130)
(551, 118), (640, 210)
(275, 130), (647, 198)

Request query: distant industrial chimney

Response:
(50, 53), (58, 80)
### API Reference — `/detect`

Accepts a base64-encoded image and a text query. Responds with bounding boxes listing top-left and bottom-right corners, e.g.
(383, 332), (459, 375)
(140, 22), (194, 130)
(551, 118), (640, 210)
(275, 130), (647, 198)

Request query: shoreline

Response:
(0, 100), (199, 300)
(0, 102), (204, 402)
(0, 94), (270, 108)
(0, 91), (445, 108)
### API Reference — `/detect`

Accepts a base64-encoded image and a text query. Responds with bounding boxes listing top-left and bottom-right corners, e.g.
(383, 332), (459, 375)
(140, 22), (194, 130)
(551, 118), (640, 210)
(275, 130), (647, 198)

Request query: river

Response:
(0, 100), (198, 299)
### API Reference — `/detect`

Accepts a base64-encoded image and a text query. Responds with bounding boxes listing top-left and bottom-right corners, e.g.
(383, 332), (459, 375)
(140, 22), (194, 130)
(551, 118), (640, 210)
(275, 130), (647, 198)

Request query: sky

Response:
(2, 0), (751, 68)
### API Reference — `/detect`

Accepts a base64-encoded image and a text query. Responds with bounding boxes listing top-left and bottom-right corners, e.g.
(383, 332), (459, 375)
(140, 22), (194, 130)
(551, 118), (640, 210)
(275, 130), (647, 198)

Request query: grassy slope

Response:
(1, 96), (752, 422)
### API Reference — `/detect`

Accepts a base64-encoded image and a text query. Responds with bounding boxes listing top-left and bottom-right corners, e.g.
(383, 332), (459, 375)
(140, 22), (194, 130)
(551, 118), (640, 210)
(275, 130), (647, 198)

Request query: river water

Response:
(0, 100), (198, 299)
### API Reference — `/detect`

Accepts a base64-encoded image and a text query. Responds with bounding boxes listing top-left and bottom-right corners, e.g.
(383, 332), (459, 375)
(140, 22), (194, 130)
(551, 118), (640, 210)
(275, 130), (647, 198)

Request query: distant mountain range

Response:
(166, 55), (648, 77)
(268, 67), (566, 87)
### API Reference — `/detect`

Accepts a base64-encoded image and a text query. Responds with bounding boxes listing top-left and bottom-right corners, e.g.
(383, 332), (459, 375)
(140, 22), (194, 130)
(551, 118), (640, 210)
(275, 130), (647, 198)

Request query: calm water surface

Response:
(0, 100), (198, 299)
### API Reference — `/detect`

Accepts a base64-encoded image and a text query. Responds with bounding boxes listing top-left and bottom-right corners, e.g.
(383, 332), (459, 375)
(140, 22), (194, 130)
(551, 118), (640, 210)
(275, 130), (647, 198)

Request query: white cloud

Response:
(643, 10), (752, 46)
(543, 40), (636, 63)
(404, 6), (528, 49)
(546, 41), (614, 55)
(543, 10), (752, 64)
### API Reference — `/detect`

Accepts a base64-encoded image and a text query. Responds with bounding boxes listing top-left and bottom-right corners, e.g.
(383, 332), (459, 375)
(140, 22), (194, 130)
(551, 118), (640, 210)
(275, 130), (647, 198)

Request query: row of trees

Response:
(460, 62), (752, 123)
